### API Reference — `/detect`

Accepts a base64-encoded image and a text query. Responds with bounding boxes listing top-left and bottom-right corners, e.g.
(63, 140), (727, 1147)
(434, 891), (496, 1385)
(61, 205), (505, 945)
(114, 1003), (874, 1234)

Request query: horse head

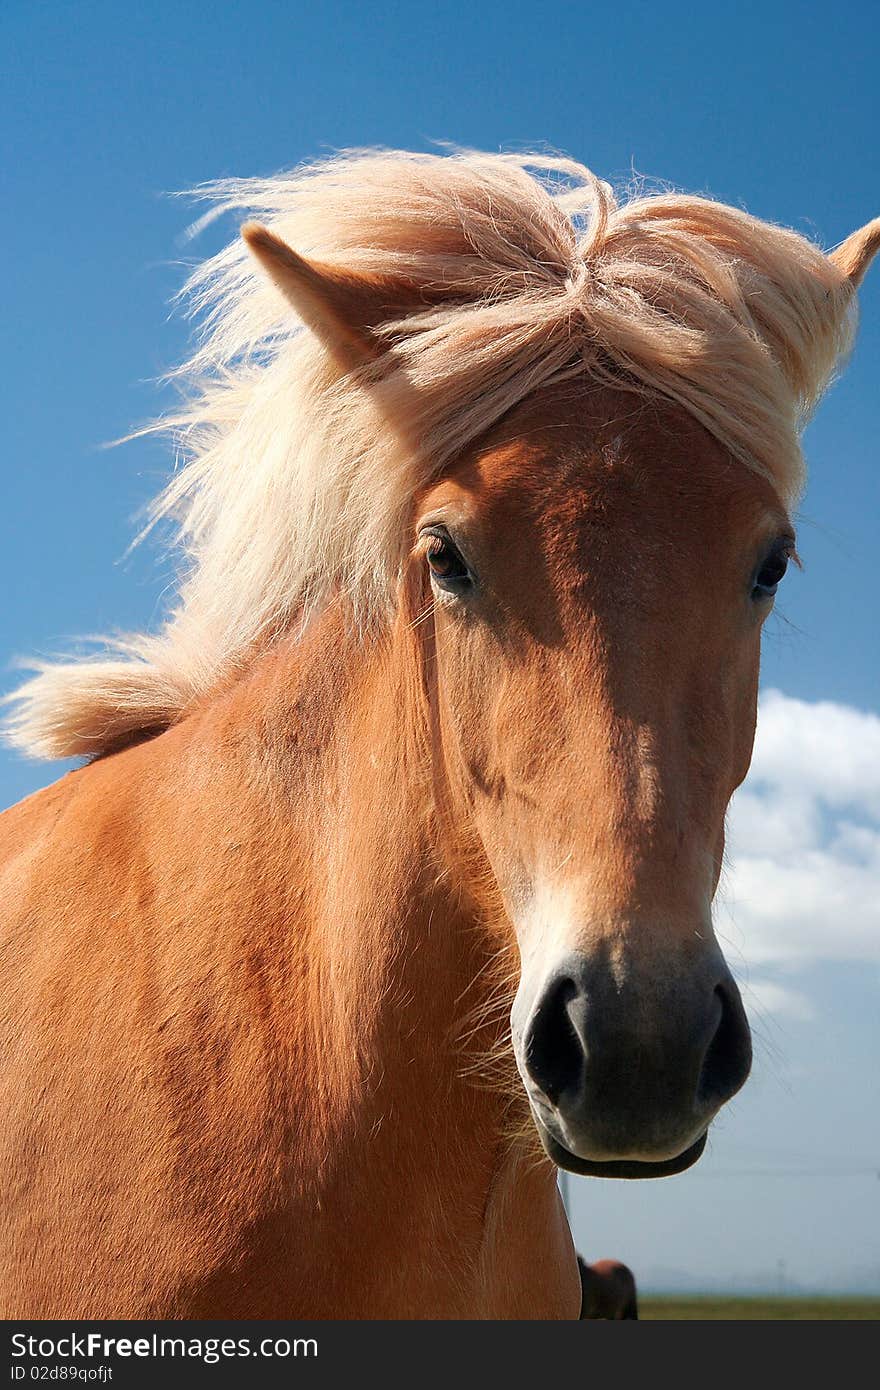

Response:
(239, 191), (878, 1180)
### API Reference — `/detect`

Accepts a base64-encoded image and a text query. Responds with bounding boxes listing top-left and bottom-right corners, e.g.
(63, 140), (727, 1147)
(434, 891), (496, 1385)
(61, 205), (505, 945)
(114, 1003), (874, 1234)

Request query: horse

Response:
(578, 1258), (638, 1320)
(1, 149), (877, 1319)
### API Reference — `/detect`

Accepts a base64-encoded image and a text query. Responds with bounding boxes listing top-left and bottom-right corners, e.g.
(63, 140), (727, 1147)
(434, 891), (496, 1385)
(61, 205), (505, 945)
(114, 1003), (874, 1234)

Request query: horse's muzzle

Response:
(511, 946), (752, 1177)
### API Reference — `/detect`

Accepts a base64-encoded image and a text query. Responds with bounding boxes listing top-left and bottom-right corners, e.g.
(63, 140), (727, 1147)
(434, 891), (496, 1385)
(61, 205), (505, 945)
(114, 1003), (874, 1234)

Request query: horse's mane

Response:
(6, 149), (856, 759)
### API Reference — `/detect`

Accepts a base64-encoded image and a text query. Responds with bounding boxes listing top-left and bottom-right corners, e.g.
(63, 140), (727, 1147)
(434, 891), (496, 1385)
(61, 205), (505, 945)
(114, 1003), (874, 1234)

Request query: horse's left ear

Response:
(242, 222), (419, 373)
(828, 217), (880, 286)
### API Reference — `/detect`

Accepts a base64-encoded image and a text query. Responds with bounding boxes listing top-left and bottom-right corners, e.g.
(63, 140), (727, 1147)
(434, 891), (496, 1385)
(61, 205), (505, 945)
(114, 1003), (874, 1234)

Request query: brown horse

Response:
(578, 1258), (638, 1320)
(1, 150), (877, 1319)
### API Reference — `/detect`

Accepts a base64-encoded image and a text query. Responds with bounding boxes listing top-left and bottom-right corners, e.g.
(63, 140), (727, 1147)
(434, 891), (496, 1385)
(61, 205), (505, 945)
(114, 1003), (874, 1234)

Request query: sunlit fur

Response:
(4, 149), (858, 760)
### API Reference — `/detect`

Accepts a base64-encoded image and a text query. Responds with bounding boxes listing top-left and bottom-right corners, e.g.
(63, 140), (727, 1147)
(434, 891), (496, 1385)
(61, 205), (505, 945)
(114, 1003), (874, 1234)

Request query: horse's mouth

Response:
(537, 1122), (707, 1180)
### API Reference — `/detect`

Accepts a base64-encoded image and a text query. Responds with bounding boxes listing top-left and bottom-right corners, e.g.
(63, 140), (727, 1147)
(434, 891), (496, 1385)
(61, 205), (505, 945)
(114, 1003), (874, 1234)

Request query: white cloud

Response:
(737, 976), (815, 1023)
(717, 689), (880, 977)
(744, 689), (880, 815)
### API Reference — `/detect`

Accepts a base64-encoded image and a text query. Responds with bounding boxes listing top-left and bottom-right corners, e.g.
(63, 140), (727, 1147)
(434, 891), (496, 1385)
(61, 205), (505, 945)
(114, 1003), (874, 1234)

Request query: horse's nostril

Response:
(523, 974), (585, 1106)
(697, 981), (752, 1107)
(519, 955), (753, 1158)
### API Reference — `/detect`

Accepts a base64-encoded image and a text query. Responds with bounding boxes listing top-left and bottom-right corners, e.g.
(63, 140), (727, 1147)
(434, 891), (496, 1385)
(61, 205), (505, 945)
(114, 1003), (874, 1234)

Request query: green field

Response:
(640, 1297), (880, 1320)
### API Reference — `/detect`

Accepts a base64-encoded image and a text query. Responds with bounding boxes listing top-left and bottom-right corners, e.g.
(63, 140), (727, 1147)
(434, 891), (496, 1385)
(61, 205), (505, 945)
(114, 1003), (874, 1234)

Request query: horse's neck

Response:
(223, 607), (572, 1314)
(241, 604), (510, 1140)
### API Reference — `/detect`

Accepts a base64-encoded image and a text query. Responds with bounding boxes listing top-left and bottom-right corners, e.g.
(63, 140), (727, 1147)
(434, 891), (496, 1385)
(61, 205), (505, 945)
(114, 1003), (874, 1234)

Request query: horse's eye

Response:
(424, 532), (472, 591)
(752, 541), (793, 601)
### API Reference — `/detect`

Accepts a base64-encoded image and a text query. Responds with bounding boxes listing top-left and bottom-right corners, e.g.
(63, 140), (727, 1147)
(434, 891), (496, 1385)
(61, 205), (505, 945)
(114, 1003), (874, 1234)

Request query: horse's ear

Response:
(241, 222), (409, 372)
(828, 217), (880, 287)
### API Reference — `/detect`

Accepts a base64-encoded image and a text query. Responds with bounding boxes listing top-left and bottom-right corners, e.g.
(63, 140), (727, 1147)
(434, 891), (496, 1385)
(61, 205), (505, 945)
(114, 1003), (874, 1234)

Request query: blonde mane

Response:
(6, 149), (857, 759)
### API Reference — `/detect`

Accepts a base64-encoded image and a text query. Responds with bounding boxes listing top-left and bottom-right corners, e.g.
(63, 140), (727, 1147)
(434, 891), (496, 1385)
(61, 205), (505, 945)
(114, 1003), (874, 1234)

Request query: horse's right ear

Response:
(241, 222), (412, 373)
(828, 217), (880, 287)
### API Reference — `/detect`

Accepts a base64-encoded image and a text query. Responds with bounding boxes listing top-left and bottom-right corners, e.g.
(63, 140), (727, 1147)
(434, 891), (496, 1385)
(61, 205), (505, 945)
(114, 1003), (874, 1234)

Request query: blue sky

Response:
(2, 1), (878, 1293)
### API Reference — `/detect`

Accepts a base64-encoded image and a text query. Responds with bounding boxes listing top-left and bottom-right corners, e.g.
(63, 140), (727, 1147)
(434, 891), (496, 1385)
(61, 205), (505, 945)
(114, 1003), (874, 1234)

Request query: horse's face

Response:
(416, 384), (787, 1176)
(238, 208), (878, 1177)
